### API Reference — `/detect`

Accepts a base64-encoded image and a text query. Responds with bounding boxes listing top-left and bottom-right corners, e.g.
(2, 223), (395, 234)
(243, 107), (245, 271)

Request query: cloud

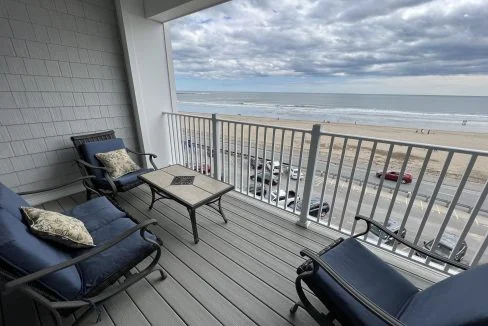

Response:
(169, 0), (488, 81)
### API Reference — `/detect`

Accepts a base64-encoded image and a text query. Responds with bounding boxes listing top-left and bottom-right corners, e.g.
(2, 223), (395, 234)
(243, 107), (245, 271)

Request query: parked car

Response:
(416, 233), (467, 263)
(268, 189), (298, 207)
(367, 218), (406, 245)
(289, 167), (304, 180)
(376, 170), (413, 184)
(194, 163), (211, 174)
(250, 171), (278, 185)
(266, 161), (282, 175)
(290, 197), (330, 218)
(248, 183), (266, 196)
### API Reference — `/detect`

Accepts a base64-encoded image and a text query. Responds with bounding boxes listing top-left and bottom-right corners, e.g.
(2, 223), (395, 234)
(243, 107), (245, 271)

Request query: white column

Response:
(115, 0), (177, 168)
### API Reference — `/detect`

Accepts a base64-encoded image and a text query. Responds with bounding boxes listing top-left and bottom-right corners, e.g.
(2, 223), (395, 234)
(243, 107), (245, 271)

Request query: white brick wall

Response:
(0, 0), (138, 191)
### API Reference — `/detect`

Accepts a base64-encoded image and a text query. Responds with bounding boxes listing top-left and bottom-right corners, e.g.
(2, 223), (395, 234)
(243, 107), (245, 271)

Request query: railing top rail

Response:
(163, 111), (212, 120)
(319, 130), (488, 156)
(217, 118), (311, 133)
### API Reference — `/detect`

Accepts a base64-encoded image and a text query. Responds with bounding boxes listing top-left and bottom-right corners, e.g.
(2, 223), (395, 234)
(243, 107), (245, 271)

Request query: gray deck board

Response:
(118, 193), (299, 326)
(124, 269), (187, 326)
(130, 187), (322, 303)
(119, 191), (320, 325)
(1, 188), (342, 326)
(133, 187), (301, 278)
(221, 194), (332, 245)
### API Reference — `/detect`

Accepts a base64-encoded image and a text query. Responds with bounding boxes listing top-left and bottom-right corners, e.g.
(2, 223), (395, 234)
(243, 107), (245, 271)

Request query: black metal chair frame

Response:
(71, 130), (158, 199)
(0, 177), (166, 326)
(291, 215), (469, 326)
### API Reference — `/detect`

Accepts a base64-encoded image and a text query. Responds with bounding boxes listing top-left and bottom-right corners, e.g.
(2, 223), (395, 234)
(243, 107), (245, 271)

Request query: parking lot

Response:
(216, 154), (488, 266)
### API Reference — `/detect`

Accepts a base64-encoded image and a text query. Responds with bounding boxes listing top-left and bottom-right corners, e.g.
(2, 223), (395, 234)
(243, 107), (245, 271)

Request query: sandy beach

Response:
(181, 112), (488, 183)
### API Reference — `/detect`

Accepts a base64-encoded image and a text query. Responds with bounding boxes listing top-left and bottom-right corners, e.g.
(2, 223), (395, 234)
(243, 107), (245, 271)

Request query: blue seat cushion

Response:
(0, 182), (29, 221)
(302, 238), (418, 326)
(399, 264), (488, 326)
(93, 168), (154, 190)
(80, 138), (125, 179)
(67, 196), (126, 233)
(75, 216), (157, 296)
(0, 208), (82, 300)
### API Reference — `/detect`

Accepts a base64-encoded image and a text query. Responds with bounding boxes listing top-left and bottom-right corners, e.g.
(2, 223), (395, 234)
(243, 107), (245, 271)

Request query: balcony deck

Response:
(1, 185), (437, 326)
(1, 185), (338, 326)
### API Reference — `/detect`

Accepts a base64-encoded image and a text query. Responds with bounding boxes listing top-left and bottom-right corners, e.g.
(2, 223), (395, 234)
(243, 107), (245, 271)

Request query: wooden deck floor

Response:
(1, 186), (337, 326)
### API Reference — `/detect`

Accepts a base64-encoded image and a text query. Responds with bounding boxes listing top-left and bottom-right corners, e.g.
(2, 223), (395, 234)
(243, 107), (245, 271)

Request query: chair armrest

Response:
(76, 159), (117, 193)
(300, 248), (405, 326)
(354, 215), (468, 270)
(2, 219), (160, 293)
(17, 176), (97, 196)
(76, 159), (108, 171)
(126, 148), (157, 158)
(126, 148), (158, 169)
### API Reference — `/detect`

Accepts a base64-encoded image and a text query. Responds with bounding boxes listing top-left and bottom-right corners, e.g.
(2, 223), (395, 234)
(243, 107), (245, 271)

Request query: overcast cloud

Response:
(169, 0), (488, 94)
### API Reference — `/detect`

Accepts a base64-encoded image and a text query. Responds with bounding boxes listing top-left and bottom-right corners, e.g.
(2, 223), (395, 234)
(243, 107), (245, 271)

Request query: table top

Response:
(138, 165), (234, 208)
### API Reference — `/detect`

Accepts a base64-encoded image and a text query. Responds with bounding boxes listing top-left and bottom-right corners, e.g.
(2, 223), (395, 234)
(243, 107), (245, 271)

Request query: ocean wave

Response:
(178, 100), (488, 120)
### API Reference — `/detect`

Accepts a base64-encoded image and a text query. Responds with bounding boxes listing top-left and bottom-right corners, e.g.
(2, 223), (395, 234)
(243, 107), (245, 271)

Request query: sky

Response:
(169, 0), (488, 96)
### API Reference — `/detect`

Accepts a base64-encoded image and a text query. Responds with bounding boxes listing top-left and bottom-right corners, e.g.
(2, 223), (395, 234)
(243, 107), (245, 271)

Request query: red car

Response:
(376, 170), (413, 184)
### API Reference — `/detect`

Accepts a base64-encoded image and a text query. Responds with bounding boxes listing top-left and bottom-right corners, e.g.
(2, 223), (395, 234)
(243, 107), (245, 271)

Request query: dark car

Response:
(250, 171), (278, 185)
(368, 218), (406, 244)
(376, 170), (413, 184)
(290, 197), (330, 218)
(416, 233), (467, 262)
(248, 183), (265, 196)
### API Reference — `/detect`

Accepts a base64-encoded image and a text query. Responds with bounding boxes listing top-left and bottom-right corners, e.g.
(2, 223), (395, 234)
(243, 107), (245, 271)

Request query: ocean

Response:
(176, 92), (488, 133)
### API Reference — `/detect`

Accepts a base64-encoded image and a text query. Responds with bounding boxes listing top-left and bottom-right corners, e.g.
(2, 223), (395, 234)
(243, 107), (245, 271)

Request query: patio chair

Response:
(291, 215), (487, 326)
(0, 178), (165, 325)
(71, 130), (158, 199)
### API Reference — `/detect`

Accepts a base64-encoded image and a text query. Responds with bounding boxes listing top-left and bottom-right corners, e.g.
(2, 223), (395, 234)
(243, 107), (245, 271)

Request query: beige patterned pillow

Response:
(21, 207), (95, 248)
(95, 148), (140, 179)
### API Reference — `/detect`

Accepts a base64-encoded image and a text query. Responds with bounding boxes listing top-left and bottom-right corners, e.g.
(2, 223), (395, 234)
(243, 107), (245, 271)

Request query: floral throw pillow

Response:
(95, 148), (140, 179)
(21, 207), (95, 248)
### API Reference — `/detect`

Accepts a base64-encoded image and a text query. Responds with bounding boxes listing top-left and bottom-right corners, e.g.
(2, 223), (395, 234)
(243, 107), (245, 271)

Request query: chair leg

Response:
(158, 268), (167, 280)
(293, 272), (335, 325)
(290, 301), (303, 313)
(72, 305), (100, 326)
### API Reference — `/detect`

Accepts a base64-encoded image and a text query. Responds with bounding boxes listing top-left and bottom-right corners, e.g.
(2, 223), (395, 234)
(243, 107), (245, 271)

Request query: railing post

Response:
(212, 114), (222, 181)
(297, 124), (321, 228)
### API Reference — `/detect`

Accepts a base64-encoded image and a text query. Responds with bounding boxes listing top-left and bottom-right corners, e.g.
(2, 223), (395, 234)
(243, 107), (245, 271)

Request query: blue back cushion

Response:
(67, 196), (126, 233)
(80, 138), (125, 179)
(400, 264), (488, 326)
(303, 238), (418, 326)
(0, 182), (29, 221)
(0, 207), (82, 300)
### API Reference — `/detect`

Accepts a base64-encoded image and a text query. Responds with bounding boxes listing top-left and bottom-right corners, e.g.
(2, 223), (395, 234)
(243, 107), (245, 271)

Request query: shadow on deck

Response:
(1, 185), (337, 326)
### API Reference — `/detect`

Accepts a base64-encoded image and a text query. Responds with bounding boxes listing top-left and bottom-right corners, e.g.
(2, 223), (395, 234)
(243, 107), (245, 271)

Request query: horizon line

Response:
(175, 90), (488, 98)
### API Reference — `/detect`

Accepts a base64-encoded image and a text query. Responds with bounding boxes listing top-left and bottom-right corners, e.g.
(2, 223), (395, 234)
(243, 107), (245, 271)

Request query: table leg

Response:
(149, 187), (156, 210)
(188, 207), (199, 244)
(218, 197), (228, 223)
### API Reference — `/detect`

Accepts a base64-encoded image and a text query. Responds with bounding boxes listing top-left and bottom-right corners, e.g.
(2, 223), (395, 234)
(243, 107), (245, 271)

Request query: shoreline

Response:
(184, 112), (488, 150)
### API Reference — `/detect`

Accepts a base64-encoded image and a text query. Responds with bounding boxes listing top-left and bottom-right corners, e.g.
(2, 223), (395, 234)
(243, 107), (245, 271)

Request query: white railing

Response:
(163, 112), (488, 273)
